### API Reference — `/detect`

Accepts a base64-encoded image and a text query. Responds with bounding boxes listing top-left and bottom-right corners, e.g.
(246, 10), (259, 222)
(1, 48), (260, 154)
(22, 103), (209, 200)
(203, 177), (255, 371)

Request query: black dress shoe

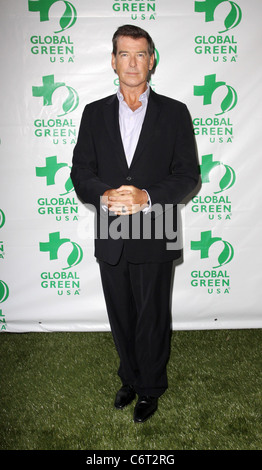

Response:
(114, 384), (136, 409)
(133, 396), (158, 423)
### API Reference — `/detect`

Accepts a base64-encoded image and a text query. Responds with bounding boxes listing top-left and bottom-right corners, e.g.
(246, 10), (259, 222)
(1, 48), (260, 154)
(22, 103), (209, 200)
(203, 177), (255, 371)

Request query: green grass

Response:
(0, 329), (261, 450)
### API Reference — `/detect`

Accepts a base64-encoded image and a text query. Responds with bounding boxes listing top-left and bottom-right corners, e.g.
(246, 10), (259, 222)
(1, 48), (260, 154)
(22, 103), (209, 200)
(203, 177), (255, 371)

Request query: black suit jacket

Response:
(71, 88), (199, 265)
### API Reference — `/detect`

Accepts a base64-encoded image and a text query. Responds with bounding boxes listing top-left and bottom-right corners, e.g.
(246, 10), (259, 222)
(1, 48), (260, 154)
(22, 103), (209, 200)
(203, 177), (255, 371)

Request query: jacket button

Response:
(126, 176), (132, 181)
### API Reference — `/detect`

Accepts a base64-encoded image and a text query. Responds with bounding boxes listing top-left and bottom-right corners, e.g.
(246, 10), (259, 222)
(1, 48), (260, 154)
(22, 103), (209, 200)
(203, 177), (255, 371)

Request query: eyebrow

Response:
(118, 50), (147, 54)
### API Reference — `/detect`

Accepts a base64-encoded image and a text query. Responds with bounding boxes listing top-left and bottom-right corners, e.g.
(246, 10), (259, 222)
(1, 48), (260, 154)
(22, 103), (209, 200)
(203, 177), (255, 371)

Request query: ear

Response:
(111, 53), (116, 71)
(149, 53), (155, 71)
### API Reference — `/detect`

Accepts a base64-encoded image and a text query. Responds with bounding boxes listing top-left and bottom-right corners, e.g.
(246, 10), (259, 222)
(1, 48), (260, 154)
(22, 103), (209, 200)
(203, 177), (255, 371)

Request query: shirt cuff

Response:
(142, 189), (151, 213)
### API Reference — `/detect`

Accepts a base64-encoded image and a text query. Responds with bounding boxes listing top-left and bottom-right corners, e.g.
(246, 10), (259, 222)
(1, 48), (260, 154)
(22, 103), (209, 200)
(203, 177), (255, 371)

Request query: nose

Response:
(129, 55), (137, 68)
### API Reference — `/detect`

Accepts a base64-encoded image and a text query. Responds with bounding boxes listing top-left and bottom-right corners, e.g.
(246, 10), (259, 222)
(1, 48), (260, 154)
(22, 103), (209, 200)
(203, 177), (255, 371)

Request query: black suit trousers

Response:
(99, 246), (173, 398)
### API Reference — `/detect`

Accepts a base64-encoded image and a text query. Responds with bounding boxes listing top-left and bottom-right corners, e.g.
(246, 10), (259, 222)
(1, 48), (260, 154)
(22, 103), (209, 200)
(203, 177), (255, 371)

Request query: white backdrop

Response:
(1, 0), (262, 332)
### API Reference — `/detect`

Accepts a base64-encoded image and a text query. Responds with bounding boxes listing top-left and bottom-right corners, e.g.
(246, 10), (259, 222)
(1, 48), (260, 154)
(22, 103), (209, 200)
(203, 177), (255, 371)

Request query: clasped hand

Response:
(102, 185), (148, 215)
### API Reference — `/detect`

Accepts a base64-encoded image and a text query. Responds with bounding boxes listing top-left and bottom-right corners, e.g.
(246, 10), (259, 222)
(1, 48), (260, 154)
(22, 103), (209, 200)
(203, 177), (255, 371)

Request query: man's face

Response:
(112, 36), (154, 90)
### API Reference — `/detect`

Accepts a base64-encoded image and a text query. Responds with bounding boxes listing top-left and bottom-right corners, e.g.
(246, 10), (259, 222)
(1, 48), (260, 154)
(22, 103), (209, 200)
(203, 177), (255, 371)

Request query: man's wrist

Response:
(101, 189), (110, 206)
(142, 189), (150, 205)
(142, 189), (151, 213)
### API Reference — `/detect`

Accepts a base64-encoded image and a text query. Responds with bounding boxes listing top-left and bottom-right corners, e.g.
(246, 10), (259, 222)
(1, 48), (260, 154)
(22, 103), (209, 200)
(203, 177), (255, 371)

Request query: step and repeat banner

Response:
(1, 0), (262, 332)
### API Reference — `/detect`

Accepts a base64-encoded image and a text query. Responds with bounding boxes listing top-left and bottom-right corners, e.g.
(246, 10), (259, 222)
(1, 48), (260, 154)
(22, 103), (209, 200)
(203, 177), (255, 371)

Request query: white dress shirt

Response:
(117, 84), (150, 167)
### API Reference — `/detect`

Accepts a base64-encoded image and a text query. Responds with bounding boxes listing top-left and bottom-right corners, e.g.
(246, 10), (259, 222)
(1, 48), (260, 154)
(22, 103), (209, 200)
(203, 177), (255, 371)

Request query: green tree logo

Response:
(191, 230), (234, 268)
(194, 74), (237, 115)
(0, 210), (5, 229)
(195, 0), (242, 33)
(36, 156), (74, 195)
(0, 281), (9, 303)
(28, 0), (77, 33)
(40, 232), (83, 270)
(32, 75), (79, 116)
(155, 48), (160, 67)
(200, 154), (236, 193)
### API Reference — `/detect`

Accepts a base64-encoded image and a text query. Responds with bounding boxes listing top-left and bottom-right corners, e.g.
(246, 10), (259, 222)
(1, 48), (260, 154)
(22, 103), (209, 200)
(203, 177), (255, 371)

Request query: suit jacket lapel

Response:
(130, 89), (162, 169)
(103, 94), (129, 175)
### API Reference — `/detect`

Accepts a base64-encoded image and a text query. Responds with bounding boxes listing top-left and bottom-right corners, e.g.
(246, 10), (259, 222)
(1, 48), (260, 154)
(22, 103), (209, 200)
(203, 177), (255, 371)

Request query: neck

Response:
(120, 82), (148, 109)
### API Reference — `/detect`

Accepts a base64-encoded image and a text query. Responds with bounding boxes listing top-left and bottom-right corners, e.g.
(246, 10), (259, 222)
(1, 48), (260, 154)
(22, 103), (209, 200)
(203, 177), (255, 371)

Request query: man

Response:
(71, 25), (199, 423)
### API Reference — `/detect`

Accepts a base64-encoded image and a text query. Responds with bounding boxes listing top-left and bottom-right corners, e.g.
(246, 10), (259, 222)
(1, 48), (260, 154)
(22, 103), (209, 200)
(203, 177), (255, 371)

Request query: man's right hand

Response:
(102, 188), (132, 215)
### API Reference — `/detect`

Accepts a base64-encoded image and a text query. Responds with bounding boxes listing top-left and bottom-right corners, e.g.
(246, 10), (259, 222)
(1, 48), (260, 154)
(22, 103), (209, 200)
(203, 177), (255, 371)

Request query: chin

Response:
(122, 76), (146, 87)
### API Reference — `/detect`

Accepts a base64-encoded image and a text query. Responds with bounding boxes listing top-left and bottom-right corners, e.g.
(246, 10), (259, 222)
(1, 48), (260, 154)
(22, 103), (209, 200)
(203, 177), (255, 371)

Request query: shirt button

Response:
(126, 176), (132, 181)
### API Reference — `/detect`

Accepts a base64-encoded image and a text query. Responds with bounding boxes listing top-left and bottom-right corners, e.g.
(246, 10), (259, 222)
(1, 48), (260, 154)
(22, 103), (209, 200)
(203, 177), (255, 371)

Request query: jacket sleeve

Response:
(70, 105), (112, 213)
(146, 104), (199, 208)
